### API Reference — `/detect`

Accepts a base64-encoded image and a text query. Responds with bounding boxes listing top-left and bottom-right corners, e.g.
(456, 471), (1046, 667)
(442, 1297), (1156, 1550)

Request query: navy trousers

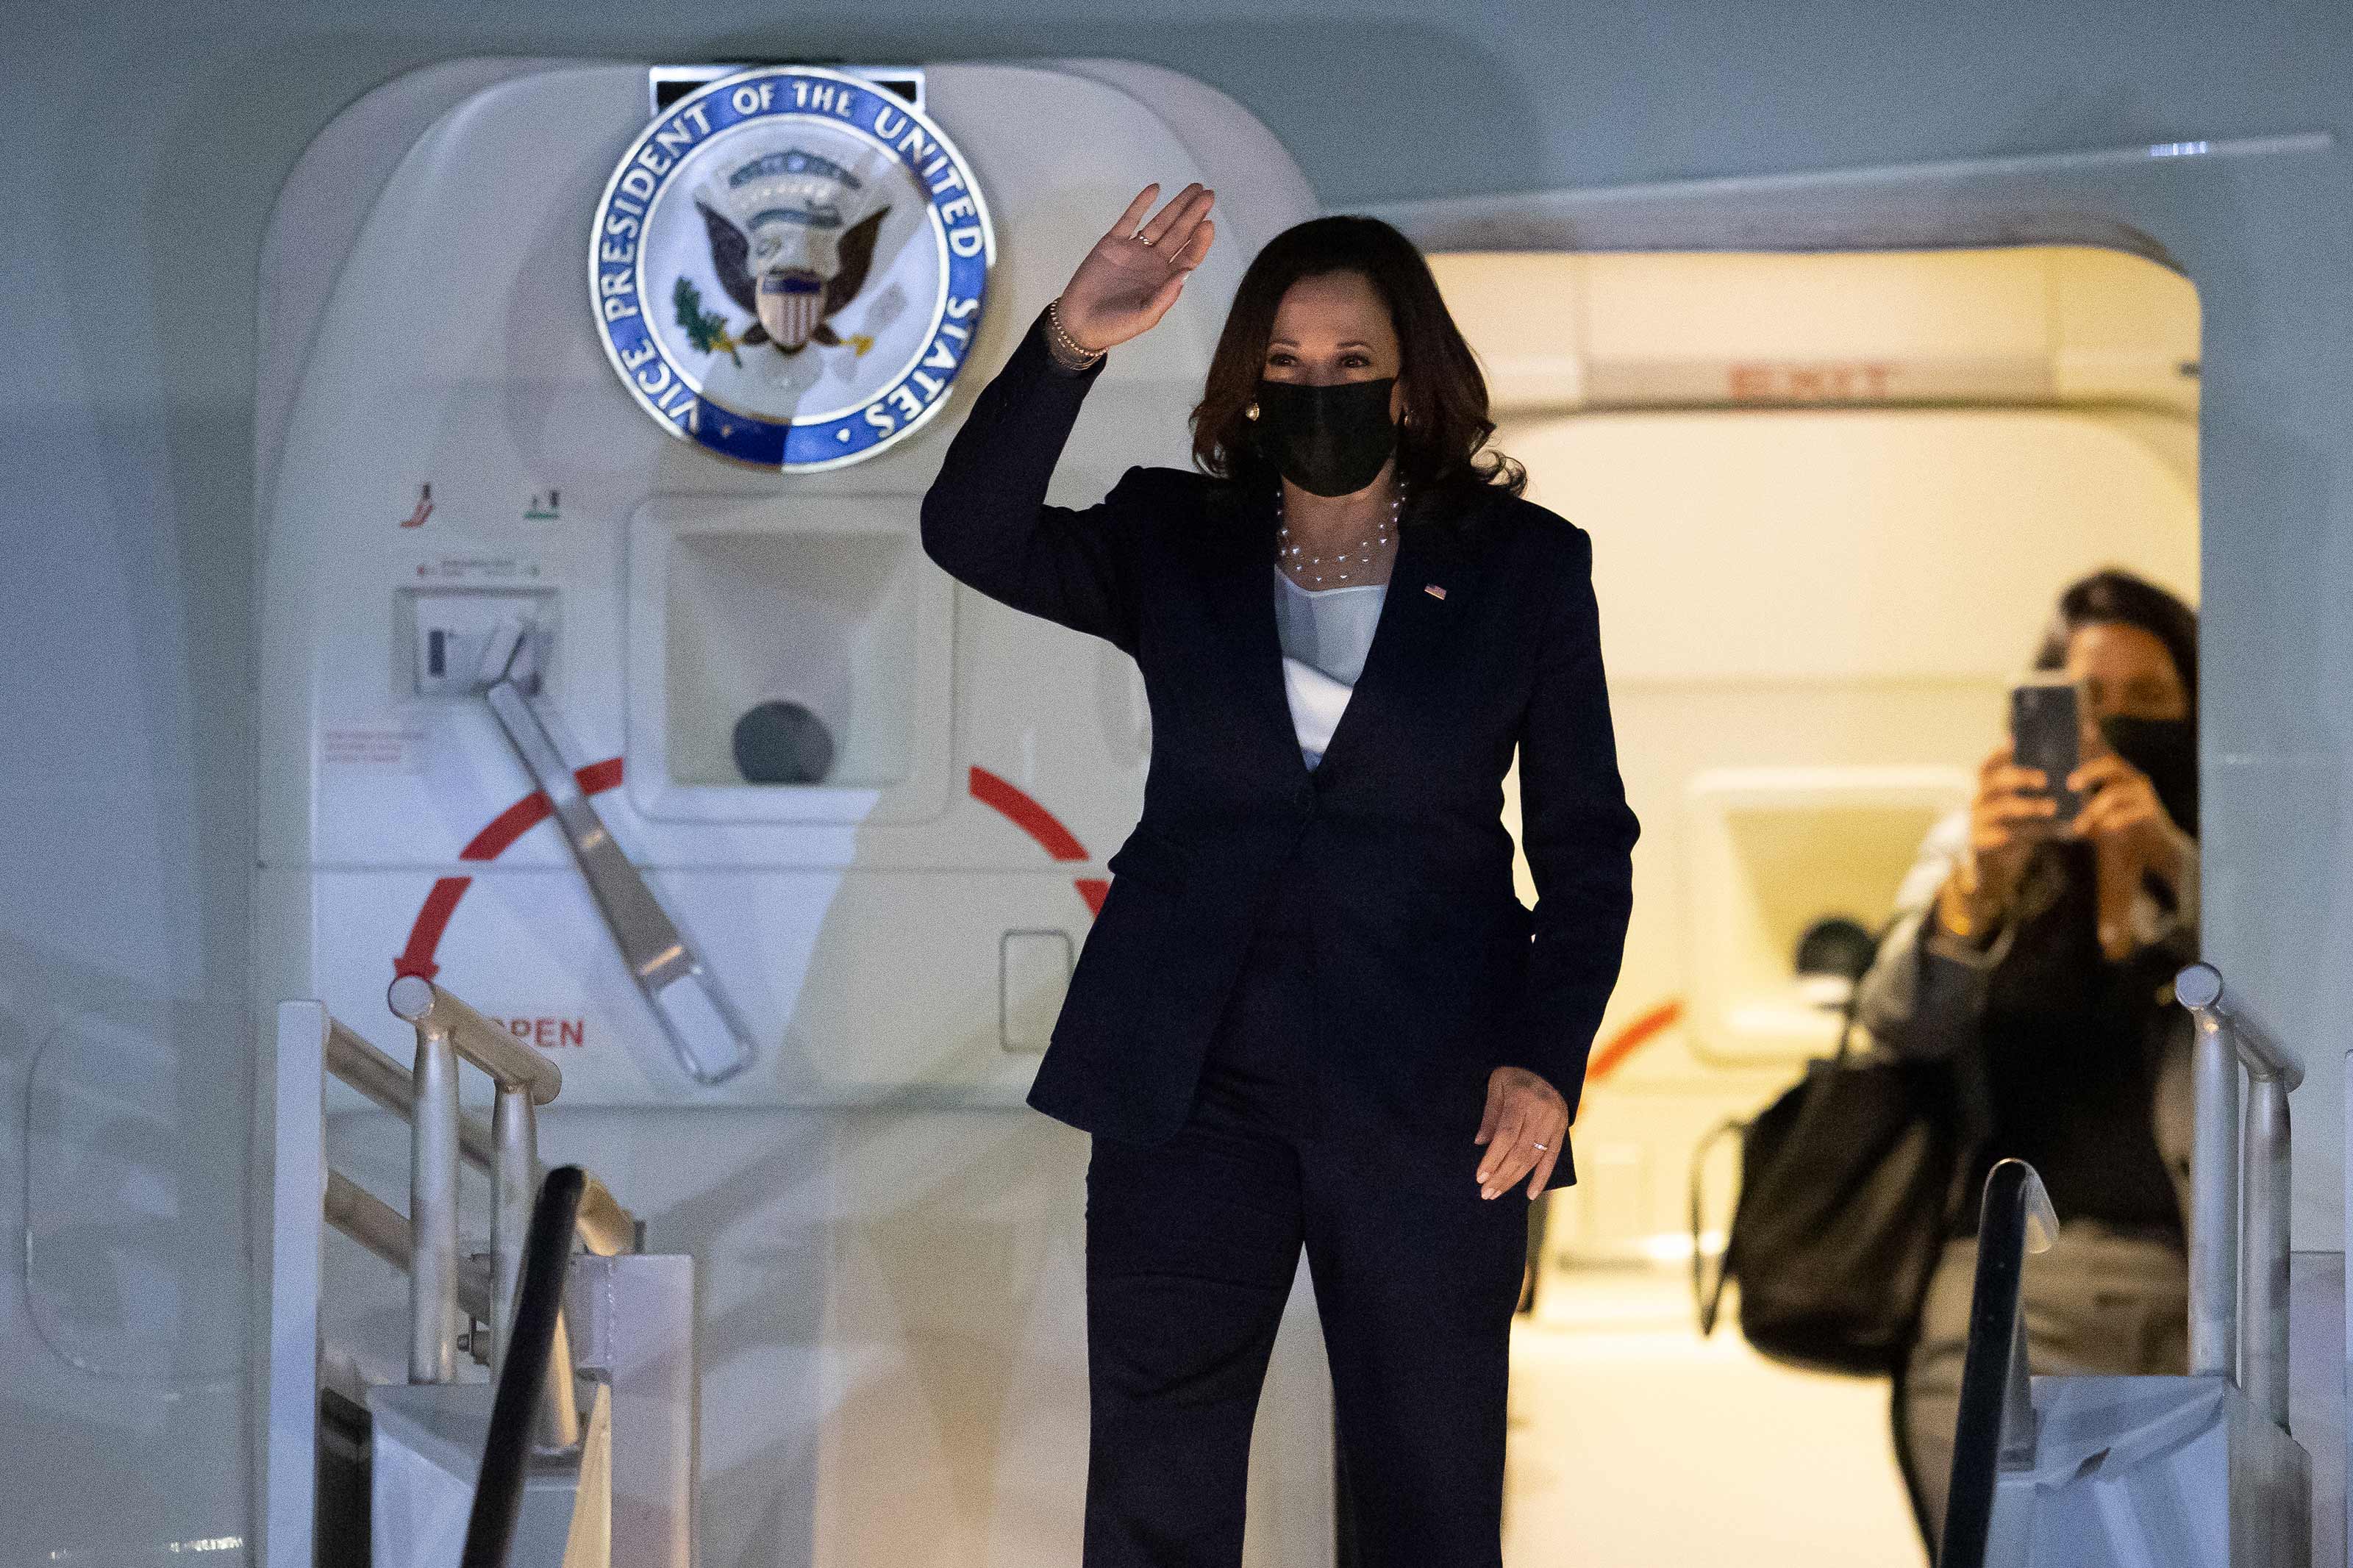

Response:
(1080, 856), (1528, 1567)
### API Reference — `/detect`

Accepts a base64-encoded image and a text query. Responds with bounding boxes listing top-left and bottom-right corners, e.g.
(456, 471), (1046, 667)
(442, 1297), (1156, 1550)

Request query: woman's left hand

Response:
(2068, 752), (2190, 959)
(1475, 1067), (1568, 1200)
(2067, 753), (2184, 860)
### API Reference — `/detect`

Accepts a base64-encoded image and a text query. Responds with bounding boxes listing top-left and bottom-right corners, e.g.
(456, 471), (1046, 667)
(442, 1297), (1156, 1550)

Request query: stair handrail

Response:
(315, 978), (638, 1391)
(326, 1018), (501, 1169)
(323, 1020), (640, 1258)
(386, 974), (565, 1103)
(388, 973), (560, 1381)
(321, 1170), (495, 1323)
(2175, 961), (2301, 1426)
(1938, 1158), (2058, 1568)
(273, 998), (646, 1568)
(460, 1165), (588, 1568)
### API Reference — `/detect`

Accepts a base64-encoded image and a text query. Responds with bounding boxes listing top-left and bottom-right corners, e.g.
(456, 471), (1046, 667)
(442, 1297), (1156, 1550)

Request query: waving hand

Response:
(1054, 182), (1218, 354)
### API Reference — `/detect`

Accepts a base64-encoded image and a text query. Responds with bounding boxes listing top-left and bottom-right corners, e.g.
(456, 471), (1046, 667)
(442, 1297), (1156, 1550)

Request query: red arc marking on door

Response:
(966, 765), (1102, 914)
(393, 757), (626, 980)
(396, 759), (1105, 980)
(397, 759), (1642, 1055)
(1582, 998), (1683, 1086)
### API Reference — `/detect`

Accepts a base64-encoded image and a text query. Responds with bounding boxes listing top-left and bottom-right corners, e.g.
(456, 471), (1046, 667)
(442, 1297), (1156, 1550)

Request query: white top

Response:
(1272, 567), (1388, 768)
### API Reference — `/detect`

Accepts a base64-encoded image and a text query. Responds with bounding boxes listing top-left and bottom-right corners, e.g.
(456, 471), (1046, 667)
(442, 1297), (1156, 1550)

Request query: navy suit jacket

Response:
(921, 321), (1638, 1190)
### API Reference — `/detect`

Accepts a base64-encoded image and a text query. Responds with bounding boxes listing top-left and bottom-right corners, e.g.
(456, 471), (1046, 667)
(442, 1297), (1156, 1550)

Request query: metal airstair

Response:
(259, 957), (2321, 1567)
(1938, 964), (2310, 1567)
(261, 978), (695, 1568)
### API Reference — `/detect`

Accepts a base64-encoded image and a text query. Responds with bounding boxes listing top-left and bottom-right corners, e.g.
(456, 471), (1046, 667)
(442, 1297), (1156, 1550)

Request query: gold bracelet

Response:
(1938, 863), (2009, 946)
(1938, 878), (1977, 939)
(1043, 333), (1098, 372)
(1045, 297), (1104, 367)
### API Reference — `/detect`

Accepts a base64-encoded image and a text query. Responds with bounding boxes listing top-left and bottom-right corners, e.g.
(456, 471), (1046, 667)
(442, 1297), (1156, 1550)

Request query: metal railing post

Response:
(490, 1084), (539, 1375)
(319, 980), (638, 1444)
(2186, 995), (2241, 1378)
(2241, 1074), (2292, 1425)
(2176, 962), (2302, 1422)
(301, 982), (649, 1560)
(389, 972), (569, 1382)
(409, 1022), (462, 1383)
(387, 975), (564, 1107)
(327, 1019), (501, 1173)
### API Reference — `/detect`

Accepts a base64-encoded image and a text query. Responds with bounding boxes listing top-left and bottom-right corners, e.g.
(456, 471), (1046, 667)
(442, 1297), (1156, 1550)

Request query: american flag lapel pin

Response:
(1424, 583), (1447, 600)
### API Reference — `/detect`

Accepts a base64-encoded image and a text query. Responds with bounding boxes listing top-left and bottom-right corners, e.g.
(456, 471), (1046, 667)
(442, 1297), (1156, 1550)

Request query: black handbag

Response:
(1692, 985), (1968, 1378)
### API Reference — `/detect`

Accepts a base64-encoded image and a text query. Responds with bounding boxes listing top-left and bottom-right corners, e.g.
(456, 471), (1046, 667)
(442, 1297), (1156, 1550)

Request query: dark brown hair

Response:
(2032, 567), (2200, 715)
(1189, 215), (1524, 500)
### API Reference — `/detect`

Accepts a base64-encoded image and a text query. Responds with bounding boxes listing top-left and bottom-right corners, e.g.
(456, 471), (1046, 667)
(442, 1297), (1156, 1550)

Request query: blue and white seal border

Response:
(589, 65), (995, 472)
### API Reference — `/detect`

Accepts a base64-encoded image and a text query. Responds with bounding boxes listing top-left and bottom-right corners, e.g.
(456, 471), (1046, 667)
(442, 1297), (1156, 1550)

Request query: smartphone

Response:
(2009, 677), (2082, 824)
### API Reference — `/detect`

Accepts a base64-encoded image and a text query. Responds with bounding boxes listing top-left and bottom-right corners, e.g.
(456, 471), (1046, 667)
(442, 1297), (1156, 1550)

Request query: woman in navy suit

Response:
(921, 184), (1638, 1567)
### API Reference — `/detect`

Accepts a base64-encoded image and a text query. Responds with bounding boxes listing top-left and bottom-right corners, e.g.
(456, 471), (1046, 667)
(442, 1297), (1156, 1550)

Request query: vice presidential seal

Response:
(590, 67), (994, 470)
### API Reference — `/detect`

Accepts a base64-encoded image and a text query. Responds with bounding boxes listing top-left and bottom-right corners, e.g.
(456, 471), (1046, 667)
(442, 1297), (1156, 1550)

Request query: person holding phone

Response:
(1854, 568), (2200, 1544)
(920, 186), (1638, 1564)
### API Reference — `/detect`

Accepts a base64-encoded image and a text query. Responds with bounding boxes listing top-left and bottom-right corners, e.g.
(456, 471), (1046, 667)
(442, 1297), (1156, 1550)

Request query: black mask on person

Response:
(2099, 715), (2198, 837)
(1252, 377), (1399, 496)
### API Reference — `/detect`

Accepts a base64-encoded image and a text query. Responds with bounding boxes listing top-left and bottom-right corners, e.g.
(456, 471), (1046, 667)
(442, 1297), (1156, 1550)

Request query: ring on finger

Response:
(1532, 1141), (1548, 1151)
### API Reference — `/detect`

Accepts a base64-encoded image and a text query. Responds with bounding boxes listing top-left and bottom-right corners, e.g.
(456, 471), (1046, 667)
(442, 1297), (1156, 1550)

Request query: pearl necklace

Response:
(1277, 484), (1403, 585)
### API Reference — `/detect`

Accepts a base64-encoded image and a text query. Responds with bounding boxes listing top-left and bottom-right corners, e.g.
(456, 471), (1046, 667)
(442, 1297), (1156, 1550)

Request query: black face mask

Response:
(2099, 715), (2198, 837)
(1252, 376), (1398, 497)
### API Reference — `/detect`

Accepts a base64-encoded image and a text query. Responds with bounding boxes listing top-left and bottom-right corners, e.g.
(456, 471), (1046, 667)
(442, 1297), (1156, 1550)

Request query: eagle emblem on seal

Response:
(685, 147), (889, 359)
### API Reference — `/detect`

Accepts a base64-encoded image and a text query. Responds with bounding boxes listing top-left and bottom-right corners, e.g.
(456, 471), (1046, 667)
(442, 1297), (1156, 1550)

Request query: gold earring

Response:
(1244, 401), (1260, 422)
